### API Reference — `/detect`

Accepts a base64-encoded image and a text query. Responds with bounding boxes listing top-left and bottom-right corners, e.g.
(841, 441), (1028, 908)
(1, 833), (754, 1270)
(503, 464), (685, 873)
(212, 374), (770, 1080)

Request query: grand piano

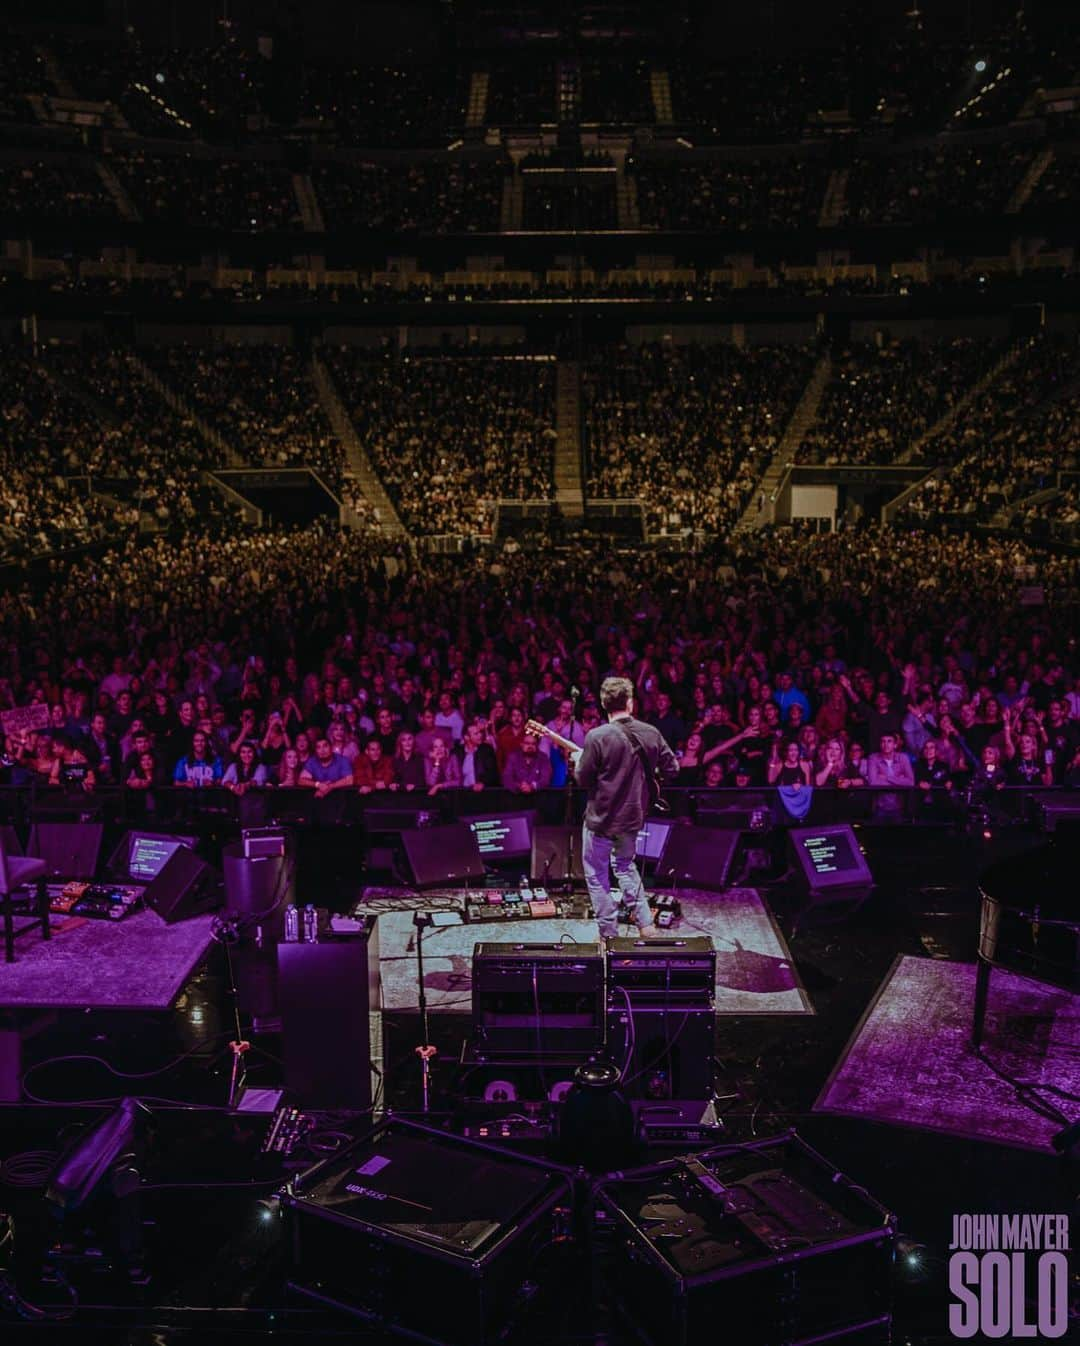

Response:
(973, 835), (1080, 1048)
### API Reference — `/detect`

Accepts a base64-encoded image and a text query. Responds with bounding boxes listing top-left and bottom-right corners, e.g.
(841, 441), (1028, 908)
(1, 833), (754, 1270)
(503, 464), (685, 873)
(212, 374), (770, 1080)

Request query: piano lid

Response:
(979, 836), (1080, 926)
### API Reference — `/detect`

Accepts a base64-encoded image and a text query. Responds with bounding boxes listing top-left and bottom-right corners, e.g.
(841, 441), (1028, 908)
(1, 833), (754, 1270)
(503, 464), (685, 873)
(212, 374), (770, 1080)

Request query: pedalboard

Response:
(464, 888), (592, 923)
(261, 1105), (315, 1157)
(49, 882), (142, 920)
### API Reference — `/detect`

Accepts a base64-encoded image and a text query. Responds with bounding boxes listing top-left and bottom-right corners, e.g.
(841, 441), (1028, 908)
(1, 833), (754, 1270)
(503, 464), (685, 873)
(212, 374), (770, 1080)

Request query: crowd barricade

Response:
(0, 784), (1072, 851)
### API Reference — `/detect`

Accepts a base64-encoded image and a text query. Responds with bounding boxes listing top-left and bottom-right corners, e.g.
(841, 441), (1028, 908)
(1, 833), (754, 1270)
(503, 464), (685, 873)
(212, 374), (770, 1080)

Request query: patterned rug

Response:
(0, 910), (216, 1010)
(815, 955), (1080, 1152)
(360, 887), (811, 1016)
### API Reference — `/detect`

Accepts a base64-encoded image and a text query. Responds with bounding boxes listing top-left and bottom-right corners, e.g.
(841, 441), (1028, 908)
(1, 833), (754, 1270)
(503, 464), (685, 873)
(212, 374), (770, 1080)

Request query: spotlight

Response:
(974, 59), (987, 73)
(896, 1235), (931, 1283)
(154, 72), (165, 84)
(256, 1196), (280, 1224)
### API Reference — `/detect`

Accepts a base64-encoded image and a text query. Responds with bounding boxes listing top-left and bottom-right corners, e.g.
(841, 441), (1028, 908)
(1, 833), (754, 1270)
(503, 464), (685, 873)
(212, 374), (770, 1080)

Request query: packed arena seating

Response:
(139, 345), (346, 484)
(0, 32), (57, 122)
(38, 345), (244, 530)
(0, 354), (119, 559)
(584, 343), (815, 534)
(484, 59), (557, 126)
(109, 151), (301, 231)
(1029, 149), (1080, 208)
(668, 54), (846, 143)
(53, 37), (262, 139)
(580, 55), (653, 124)
(323, 349), (556, 534)
(633, 156), (830, 233)
(903, 334), (1080, 525)
(843, 142), (1035, 226)
(292, 63), (458, 146)
(312, 159), (506, 233)
(522, 174), (617, 230)
(0, 157), (117, 220)
(796, 338), (1002, 465)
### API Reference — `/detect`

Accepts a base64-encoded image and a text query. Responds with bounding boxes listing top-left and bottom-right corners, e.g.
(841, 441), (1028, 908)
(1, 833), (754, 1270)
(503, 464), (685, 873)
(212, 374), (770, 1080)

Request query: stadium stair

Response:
(650, 70), (673, 125)
(736, 351), (832, 530)
(500, 168), (523, 231)
(129, 354), (244, 467)
(1006, 147), (1053, 215)
(554, 360), (584, 519)
(466, 70), (489, 129)
(898, 343), (1023, 464)
(36, 43), (78, 101)
(292, 173), (325, 232)
(94, 160), (142, 222)
(615, 153), (640, 229)
(818, 168), (849, 228)
(309, 354), (408, 539)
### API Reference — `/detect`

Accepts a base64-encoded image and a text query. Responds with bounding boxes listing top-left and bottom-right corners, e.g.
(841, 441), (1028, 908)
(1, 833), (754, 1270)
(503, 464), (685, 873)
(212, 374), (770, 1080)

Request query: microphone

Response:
(570, 685), (580, 704)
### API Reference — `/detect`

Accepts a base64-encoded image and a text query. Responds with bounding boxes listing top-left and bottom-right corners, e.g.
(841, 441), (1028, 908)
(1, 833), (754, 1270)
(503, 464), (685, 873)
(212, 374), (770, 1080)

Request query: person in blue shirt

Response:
(774, 671), (810, 725)
(299, 734), (354, 799)
(173, 731), (224, 787)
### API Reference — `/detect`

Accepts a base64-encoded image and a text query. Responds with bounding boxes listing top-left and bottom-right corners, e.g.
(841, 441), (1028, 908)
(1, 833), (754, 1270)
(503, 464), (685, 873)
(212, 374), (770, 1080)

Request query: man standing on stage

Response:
(574, 676), (680, 945)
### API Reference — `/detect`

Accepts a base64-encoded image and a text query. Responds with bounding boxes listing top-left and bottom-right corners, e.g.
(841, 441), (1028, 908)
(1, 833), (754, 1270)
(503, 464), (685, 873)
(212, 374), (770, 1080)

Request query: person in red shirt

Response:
(495, 706), (526, 772)
(353, 738), (395, 793)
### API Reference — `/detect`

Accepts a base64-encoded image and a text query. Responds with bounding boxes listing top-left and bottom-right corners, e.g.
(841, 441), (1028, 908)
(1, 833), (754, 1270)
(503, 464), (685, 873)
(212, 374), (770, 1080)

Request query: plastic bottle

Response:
(283, 903), (299, 942)
(302, 903), (318, 943)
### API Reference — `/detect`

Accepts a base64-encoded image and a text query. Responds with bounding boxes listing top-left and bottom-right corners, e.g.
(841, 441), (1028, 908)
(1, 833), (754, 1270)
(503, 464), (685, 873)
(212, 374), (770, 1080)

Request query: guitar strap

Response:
(614, 718), (662, 812)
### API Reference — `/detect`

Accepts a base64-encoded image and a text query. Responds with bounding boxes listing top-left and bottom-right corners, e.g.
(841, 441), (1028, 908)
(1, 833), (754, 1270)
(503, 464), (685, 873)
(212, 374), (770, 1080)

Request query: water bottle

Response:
(302, 904), (318, 943)
(283, 903), (299, 943)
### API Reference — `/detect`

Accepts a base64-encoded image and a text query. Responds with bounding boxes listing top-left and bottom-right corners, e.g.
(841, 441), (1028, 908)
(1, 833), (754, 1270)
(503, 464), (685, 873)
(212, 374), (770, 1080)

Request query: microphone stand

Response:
(562, 688), (580, 899)
(413, 911), (437, 1112)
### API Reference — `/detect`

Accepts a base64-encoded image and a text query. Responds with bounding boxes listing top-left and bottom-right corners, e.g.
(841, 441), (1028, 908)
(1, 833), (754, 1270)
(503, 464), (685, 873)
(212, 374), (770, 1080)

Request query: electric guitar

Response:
(525, 718), (669, 813)
(525, 719), (583, 766)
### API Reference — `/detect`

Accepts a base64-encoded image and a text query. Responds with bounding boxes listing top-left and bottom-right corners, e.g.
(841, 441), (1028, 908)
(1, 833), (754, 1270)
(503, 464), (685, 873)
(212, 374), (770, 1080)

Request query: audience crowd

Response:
(633, 156), (830, 233)
(2, 525), (1077, 805)
(903, 334), (1080, 524)
(484, 60), (557, 126)
(324, 349), (556, 534)
(140, 345), (346, 484)
(294, 63), (458, 147)
(0, 348), (238, 560)
(522, 176), (617, 231)
(312, 160), (506, 233)
(580, 56), (653, 124)
(110, 151), (301, 231)
(843, 143), (1035, 227)
(796, 337), (1001, 465)
(585, 343), (815, 534)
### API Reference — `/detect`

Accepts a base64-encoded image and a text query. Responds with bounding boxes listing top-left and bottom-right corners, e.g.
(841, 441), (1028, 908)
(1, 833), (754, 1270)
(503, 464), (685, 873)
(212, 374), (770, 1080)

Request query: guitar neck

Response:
(527, 719), (580, 756)
(544, 727), (580, 756)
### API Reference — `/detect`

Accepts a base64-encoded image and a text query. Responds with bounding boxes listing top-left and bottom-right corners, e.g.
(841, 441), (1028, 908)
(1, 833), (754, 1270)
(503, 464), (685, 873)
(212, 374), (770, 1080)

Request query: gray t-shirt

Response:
(575, 715), (680, 839)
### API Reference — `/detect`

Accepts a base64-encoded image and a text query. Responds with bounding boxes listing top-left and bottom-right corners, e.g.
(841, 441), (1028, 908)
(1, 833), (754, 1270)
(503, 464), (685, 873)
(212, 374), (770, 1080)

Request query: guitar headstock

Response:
(524, 719), (547, 738)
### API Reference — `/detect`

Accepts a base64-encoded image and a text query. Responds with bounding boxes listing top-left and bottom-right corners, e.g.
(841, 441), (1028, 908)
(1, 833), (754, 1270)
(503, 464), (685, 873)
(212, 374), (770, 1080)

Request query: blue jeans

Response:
(582, 825), (652, 938)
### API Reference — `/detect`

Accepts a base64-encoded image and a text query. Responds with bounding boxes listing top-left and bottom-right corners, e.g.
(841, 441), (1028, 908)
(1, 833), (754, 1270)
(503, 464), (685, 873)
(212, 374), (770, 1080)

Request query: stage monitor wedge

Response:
(789, 824), (872, 892)
(27, 822), (103, 880)
(402, 822), (485, 888)
(463, 810), (535, 862)
(530, 824), (585, 885)
(658, 825), (740, 891)
(143, 846), (220, 923)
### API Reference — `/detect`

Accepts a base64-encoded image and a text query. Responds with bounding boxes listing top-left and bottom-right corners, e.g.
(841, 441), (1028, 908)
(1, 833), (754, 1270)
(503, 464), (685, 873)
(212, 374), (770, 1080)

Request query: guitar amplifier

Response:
(471, 943), (604, 1058)
(607, 936), (715, 1005)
